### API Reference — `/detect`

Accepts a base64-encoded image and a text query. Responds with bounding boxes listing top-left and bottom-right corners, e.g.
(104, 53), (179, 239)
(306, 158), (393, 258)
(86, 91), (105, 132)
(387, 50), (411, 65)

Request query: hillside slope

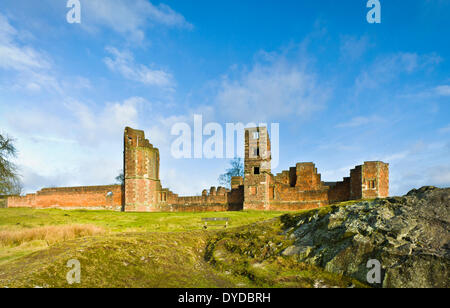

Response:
(0, 230), (363, 288)
(0, 187), (447, 288)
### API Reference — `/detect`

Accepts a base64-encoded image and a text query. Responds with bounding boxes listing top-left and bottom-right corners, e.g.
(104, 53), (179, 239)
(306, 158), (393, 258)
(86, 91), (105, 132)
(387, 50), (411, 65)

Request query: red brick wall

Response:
(125, 185), (244, 212)
(361, 161), (389, 199)
(361, 162), (379, 199)
(274, 171), (290, 186)
(328, 177), (351, 203)
(379, 163), (389, 197)
(243, 127), (272, 210)
(350, 166), (363, 200)
(7, 185), (123, 210)
(136, 204), (229, 213)
(296, 163), (322, 191)
(258, 163), (330, 211)
(270, 182), (329, 211)
(124, 127), (161, 210)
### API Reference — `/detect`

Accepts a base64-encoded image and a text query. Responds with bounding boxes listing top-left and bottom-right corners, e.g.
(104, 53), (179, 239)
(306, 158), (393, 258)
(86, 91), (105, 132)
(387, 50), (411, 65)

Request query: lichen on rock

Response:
(283, 186), (449, 288)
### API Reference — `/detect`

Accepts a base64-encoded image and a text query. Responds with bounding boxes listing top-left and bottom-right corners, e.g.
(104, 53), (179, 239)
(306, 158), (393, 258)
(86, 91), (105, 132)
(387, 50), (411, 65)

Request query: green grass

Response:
(0, 208), (287, 233)
(0, 208), (288, 265)
(0, 232), (243, 288)
(0, 201), (370, 288)
(0, 226), (365, 288)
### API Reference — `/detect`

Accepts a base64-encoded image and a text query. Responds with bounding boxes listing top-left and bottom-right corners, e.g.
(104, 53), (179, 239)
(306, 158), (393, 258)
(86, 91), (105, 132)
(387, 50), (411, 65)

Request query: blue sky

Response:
(0, 0), (449, 196)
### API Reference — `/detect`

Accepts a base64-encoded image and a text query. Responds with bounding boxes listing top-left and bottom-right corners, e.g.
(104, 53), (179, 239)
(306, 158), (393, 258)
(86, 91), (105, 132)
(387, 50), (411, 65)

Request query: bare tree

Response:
(115, 170), (124, 185)
(218, 158), (244, 188)
(0, 134), (22, 195)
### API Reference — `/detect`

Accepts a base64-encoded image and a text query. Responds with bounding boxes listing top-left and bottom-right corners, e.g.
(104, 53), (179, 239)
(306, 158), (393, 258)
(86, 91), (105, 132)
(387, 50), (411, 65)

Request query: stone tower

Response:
(123, 127), (162, 211)
(350, 161), (389, 200)
(243, 127), (272, 210)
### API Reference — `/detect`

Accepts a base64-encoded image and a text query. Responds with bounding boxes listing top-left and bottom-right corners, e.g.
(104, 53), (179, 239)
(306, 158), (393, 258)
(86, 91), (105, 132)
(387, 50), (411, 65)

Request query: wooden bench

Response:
(202, 217), (230, 229)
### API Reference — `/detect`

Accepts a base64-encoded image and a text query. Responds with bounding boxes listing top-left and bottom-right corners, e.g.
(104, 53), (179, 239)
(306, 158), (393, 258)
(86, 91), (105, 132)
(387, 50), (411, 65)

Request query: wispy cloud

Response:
(104, 47), (174, 89)
(83, 0), (193, 42)
(340, 35), (371, 61)
(439, 124), (450, 134)
(64, 96), (144, 145)
(383, 141), (450, 195)
(397, 84), (450, 101)
(355, 52), (442, 94)
(214, 53), (331, 122)
(5, 96), (148, 193)
(0, 13), (94, 94)
(336, 115), (383, 128)
(434, 85), (450, 96)
(0, 13), (61, 92)
(0, 14), (50, 71)
(429, 166), (450, 186)
(6, 96), (144, 148)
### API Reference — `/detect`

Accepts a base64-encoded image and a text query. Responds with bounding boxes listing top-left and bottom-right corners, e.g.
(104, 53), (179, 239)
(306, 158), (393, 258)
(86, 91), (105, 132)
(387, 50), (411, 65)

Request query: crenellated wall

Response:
(5, 126), (389, 212)
(243, 127), (389, 211)
(124, 184), (244, 212)
(266, 163), (330, 211)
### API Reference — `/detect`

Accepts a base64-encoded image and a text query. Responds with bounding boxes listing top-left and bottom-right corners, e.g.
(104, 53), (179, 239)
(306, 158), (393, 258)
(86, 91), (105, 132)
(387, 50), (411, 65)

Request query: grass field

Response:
(0, 208), (287, 265)
(0, 208), (286, 232)
(0, 206), (367, 288)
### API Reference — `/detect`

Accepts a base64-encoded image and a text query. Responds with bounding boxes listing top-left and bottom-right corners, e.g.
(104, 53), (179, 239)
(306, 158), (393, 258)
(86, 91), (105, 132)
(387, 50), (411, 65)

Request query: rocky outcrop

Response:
(281, 186), (449, 287)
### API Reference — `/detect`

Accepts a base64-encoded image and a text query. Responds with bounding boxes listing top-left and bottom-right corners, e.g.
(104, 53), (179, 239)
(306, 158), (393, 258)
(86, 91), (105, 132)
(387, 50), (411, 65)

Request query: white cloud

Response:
(429, 166), (450, 186)
(382, 141), (450, 195)
(214, 56), (331, 122)
(6, 96), (147, 193)
(0, 13), (60, 93)
(355, 52), (442, 93)
(29, 136), (77, 144)
(382, 151), (409, 162)
(104, 47), (174, 88)
(0, 13), (17, 42)
(340, 35), (371, 61)
(336, 115), (383, 128)
(7, 96), (144, 149)
(0, 13), (91, 94)
(160, 167), (214, 197)
(5, 107), (67, 138)
(435, 85), (450, 96)
(396, 83), (450, 101)
(5, 93), (213, 195)
(439, 124), (450, 134)
(83, 0), (193, 41)
(0, 44), (49, 71)
(64, 96), (143, 145)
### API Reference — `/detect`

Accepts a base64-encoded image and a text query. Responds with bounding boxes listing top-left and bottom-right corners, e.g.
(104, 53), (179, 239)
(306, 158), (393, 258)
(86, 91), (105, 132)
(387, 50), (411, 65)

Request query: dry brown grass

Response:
(0, 225), (106, 247)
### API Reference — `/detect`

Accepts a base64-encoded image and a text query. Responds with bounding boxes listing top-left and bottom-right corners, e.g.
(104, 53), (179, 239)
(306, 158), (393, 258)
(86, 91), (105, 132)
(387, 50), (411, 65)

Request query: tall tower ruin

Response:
(243, 127), (272, 210)
(123, 127), (162, 211)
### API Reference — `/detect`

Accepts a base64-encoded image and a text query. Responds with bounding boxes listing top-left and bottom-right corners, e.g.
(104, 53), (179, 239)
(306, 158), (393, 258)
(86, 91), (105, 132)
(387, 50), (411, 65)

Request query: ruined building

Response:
(122, 127), (243, 212)
(242, 127), (389, 211)
(6, 127), (389, 212)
